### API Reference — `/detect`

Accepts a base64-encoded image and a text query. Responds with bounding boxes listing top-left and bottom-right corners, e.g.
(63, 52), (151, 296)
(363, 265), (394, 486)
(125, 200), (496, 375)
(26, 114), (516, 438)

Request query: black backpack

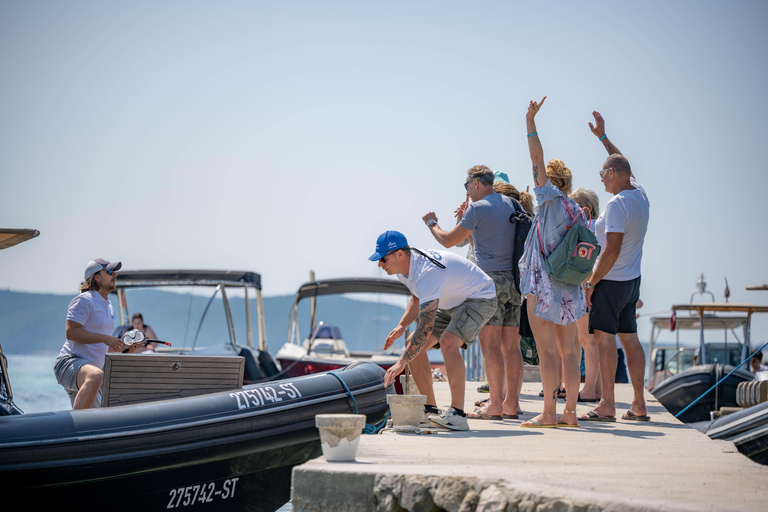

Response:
(509, 200), (533, 293)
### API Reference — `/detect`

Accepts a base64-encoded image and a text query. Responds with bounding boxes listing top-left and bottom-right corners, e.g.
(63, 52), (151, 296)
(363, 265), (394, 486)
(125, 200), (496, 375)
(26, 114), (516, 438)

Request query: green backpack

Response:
(538, 196), (601, 286)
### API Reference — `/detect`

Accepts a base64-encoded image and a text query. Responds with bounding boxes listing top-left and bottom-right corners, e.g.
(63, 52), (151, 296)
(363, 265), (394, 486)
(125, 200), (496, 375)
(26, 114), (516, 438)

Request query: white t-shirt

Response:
(595, 177), (650, 281)
(397, 249), (496, 310)
(58, 290), (116, 369)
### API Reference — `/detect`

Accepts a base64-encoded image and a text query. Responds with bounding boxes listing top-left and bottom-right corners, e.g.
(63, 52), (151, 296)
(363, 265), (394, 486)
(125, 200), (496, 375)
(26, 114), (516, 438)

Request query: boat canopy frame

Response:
(112, 269), (267, 351)
(647, 303), (768, 387)
(287, 278), (411, 347)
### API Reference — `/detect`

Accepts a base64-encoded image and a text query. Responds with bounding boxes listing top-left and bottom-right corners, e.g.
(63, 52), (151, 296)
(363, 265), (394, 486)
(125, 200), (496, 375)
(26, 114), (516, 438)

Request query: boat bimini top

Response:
(647, 302), (768, 390)
(113, 269), (267, 351)
(287, 278), (410, 348)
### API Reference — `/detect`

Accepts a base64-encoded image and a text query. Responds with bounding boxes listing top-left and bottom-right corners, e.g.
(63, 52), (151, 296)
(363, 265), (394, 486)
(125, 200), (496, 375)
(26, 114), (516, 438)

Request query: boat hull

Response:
(277, 353), (407, 394)
(693, 400), (768, 465)
(0, 362), (389, 511)
(652, 363), (754, 423)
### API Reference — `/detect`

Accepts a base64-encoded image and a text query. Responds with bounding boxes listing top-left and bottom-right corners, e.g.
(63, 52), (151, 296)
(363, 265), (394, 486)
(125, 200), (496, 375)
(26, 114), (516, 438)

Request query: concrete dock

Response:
(291, 380), (768, 511)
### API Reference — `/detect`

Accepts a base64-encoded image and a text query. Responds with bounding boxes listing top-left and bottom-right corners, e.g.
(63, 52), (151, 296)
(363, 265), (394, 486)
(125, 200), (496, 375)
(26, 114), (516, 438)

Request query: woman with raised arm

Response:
(518, 97), (588, 428)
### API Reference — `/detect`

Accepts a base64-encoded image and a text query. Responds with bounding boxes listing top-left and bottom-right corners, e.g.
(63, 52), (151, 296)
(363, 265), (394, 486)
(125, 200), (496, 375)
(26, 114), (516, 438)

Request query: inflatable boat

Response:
(0, 361), (390, 511)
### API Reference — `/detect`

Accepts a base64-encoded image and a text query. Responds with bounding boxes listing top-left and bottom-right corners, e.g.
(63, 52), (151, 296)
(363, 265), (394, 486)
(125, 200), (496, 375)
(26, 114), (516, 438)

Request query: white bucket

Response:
(315, 414), (367, 462)
(386, 394), (426, 428)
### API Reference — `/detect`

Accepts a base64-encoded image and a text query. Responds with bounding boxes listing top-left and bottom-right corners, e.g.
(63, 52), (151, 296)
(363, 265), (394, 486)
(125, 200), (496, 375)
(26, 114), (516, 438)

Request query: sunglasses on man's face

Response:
(464, 177), (479, 190)
(102, 268), (115, 276)
(379, 250), (398, 264)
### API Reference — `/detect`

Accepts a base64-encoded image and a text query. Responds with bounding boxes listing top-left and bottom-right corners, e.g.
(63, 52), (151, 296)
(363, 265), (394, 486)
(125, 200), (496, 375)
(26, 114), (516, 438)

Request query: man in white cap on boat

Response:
(582, 111), (651, 422)
(53, 258), (135, 409)
(372, 231), (497, 431)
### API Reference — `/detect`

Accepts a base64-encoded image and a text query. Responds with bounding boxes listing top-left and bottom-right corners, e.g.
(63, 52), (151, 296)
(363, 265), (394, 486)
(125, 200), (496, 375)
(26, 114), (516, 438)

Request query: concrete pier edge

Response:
(291, 380), (768, 512)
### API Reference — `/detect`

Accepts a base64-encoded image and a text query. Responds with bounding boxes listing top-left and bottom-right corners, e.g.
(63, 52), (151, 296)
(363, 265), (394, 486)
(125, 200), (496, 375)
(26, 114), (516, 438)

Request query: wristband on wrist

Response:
(599, 134), (607, 141)
(527, 132), (538, 137)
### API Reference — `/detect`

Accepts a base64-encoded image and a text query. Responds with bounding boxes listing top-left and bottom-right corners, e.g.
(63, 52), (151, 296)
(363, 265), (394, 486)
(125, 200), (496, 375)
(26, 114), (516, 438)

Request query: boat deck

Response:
(292, 380), (768, 511)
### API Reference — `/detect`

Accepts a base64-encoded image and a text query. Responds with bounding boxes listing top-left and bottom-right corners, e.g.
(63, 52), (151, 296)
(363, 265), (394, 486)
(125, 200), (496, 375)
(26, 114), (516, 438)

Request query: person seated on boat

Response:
(424, 165), (526, 421)
(131, 313), (158, 352)
(53, 259), (138, 410)
(750, 350), (768, 375)
(372, 230), (497, 431)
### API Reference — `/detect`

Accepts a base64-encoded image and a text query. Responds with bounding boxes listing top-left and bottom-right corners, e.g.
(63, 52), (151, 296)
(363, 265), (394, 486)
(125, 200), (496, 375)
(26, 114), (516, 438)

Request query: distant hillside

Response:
(0, 289), (408, 356)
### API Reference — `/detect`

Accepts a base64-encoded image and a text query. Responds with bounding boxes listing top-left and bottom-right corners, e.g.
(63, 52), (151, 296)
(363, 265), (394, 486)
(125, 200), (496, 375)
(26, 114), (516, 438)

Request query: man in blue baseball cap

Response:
(371, 231), (498, 431)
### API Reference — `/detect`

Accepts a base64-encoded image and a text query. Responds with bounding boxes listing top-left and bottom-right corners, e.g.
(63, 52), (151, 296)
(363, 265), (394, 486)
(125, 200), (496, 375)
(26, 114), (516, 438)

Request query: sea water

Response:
(3, 353), (71, 413)
(2, 353), (293, 511)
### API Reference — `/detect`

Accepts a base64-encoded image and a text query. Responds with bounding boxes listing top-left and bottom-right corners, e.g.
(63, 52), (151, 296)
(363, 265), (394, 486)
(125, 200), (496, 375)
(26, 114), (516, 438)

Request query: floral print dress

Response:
(518, 180), (587, 325)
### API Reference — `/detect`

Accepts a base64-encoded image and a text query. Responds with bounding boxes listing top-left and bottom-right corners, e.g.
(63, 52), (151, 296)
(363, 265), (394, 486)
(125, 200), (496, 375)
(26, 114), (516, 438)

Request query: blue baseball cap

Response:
(369, 231), (408, 261)
(494, 171), (509, 184)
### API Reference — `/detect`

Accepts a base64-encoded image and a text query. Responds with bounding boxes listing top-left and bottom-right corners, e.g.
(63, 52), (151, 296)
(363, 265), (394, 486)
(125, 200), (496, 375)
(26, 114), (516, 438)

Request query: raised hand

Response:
(453, 193), (469, 219)
(589, 111), (605, 139)
(526, 96), (546, 121)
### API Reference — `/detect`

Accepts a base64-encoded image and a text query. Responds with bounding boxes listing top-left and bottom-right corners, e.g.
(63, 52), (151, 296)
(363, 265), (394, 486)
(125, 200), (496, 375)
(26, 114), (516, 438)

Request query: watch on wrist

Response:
(427, 219), (437, 227)
(585, 281), (595, 290)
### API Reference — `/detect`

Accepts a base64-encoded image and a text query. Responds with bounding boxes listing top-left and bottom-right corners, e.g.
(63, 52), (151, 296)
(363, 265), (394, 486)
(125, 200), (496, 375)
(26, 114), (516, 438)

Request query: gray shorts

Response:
(432, 297), (498, 348)
(53, 354), (102, 408)
(485, 270), (522, 328)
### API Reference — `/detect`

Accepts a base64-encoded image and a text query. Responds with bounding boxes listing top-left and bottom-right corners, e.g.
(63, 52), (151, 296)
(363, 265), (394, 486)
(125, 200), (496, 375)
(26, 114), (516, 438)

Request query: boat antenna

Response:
(690, 273), (715, 307)
(724, 277), (731, 303)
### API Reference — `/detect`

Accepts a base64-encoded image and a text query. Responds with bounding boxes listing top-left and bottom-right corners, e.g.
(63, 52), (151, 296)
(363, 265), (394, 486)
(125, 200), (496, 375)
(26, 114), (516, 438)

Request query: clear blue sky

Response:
(2, 1), (768, 344)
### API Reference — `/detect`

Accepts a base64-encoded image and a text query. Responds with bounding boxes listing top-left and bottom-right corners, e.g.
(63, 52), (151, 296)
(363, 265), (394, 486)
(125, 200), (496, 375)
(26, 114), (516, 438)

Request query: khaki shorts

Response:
(485, 270), (522, 328)
(432, 297), (498, 348)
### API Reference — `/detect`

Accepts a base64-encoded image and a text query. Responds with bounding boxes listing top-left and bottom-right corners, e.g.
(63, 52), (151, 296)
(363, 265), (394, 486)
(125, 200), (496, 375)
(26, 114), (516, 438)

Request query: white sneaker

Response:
(428, 407), (469, 431)
(421, 407), (443, 427)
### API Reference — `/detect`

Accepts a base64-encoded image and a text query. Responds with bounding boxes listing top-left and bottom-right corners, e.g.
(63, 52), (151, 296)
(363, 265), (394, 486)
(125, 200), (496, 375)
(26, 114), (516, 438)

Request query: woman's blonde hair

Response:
(570, 187), (600, 220)
(494, 181), (534, 214)
(518, 190), (534, 214)
(493, 182), (520, 199)
(546, 159), (572, 196)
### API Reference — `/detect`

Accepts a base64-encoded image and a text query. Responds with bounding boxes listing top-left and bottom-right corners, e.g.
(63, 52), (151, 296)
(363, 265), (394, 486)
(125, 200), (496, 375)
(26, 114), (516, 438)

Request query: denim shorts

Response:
(485, 270), (522, 328)
(432, 297), (498, 348)
(53, 354), (102, 408)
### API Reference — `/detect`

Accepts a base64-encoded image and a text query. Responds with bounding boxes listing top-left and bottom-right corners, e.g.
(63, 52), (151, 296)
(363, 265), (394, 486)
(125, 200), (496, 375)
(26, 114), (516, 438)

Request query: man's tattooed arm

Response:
(602, 137), (622, 157)
(400, 299), (438, 363)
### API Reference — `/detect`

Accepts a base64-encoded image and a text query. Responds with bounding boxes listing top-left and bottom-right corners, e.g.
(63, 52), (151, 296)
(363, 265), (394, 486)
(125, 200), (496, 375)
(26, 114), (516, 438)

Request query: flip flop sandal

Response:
(622, 410), (651, 421)
(468, 410), (503, 420)
(474, 397), (490, 407)
(520, 420), (557, 428)
(577, 393), (600, 403)
(580, 410), (616, 422)
(502, 414), (519, 419)
(557, 421), (580, 428)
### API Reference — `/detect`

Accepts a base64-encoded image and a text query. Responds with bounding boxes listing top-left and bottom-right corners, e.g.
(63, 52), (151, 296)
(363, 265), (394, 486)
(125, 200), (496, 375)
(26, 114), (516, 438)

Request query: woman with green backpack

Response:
(518, 97), (594, 429)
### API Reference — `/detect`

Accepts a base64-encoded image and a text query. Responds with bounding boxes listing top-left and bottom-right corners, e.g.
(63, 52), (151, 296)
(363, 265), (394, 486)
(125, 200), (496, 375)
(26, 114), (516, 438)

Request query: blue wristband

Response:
(599, 134), (607, 141)
(527, 132), (538, 137)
